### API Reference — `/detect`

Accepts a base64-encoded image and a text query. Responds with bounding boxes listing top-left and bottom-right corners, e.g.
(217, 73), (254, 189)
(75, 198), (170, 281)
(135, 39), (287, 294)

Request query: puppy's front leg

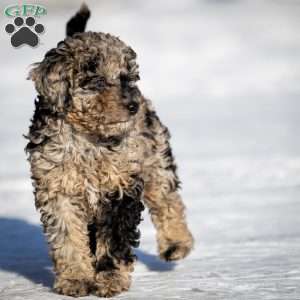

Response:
(38, 192), (95, 297)
(93, 181), (144, 297)
(145, 185), (194, 261)
(93, 230), (133, 298)
(143, 115), (194, 261)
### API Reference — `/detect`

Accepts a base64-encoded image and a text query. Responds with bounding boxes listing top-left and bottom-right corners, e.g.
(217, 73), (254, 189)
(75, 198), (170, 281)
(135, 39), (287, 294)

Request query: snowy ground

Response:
(1, 0), (300, 299)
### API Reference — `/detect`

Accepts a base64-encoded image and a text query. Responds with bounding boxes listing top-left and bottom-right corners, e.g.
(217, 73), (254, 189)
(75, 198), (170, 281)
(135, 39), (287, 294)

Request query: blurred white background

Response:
(0, 1), (300, 299)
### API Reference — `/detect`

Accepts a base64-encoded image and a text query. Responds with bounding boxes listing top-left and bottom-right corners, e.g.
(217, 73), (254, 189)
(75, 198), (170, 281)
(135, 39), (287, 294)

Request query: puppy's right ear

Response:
(29, 45), (72, 113)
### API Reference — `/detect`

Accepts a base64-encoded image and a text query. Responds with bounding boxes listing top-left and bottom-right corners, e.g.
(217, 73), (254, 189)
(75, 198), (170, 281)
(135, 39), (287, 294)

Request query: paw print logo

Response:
(5, 17), (44, 48)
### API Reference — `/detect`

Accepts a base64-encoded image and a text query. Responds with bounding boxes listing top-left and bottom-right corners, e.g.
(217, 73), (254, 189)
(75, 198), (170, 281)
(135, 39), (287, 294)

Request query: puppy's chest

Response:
(70, 133), (153, 212)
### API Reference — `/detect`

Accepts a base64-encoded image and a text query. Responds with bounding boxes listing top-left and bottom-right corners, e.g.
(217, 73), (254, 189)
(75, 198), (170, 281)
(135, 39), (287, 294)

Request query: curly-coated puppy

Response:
(26, 4), (194, 298)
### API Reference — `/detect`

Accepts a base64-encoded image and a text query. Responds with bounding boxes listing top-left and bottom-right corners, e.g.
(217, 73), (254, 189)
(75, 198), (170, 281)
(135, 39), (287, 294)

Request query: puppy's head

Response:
(30, 32), (142, 139)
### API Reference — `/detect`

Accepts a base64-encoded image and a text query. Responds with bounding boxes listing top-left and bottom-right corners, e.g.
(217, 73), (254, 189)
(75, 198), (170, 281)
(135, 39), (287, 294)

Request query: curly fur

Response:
(25, 4), (194, 298)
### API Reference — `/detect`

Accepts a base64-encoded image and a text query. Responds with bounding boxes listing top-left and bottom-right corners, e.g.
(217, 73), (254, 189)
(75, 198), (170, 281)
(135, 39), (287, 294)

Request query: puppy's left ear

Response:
(29, 44), (72, 113)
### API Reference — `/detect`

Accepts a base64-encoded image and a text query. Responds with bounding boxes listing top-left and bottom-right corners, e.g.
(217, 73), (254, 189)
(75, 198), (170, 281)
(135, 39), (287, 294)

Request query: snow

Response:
(0, 0), (300, 299)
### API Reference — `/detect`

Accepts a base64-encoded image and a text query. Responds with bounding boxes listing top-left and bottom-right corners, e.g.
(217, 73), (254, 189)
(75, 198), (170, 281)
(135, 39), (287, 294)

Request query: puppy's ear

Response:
(29, 45), (71, 113)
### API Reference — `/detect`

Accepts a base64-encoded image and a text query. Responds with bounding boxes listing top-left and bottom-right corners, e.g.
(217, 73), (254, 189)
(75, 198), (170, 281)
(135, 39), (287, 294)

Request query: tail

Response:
(66, 3), (91, 37)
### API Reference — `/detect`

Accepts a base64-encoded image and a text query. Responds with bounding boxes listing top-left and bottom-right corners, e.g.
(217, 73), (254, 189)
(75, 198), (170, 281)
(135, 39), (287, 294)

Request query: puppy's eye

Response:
(83, 60), (97, 73)
(80, 76), (107, 91)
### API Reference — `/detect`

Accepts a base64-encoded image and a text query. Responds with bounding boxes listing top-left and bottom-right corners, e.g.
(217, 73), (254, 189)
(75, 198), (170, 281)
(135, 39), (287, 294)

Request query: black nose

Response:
(127, 102), (139, 115)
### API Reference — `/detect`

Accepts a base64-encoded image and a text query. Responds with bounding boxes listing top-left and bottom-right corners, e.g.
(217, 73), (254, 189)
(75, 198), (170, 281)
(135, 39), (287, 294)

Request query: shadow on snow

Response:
(0, 217), (175, 288)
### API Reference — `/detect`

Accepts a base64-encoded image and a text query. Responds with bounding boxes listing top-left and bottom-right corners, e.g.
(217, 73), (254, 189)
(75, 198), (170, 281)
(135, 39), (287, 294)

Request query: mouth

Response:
(97, 117), (135, 148)
(96, 118), (133, 141)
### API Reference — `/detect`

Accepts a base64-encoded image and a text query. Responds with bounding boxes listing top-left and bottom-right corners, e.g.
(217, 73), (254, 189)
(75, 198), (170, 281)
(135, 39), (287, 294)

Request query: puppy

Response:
(26, 4), (194, 297)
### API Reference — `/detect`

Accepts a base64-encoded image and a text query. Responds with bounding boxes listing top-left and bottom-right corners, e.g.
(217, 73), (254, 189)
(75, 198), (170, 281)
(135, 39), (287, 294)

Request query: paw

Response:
(92, 271), (131, 298)
(54, 278), (92, 297)
(160, 241), (193, 262)
(5, 16), (44, 47)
